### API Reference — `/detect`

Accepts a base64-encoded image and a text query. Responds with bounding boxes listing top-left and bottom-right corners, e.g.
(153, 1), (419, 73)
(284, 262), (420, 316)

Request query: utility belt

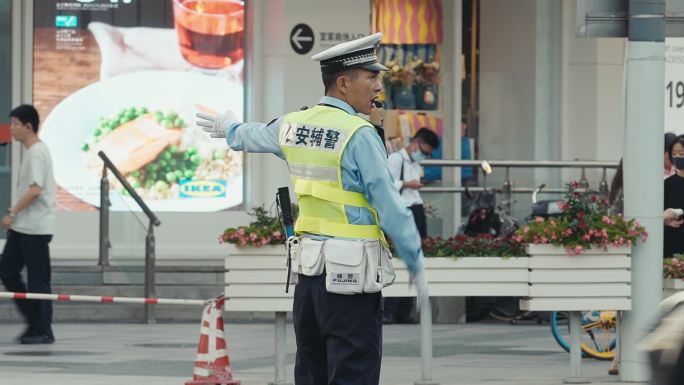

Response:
(286, 236), (396, 295)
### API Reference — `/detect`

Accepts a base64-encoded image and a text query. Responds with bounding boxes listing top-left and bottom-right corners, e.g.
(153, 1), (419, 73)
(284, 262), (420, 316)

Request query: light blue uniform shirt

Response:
(226, 96), (424, 274)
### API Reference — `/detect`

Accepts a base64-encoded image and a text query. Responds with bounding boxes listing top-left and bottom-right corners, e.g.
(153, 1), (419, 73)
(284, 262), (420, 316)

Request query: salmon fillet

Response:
(94, 114), (182, 174)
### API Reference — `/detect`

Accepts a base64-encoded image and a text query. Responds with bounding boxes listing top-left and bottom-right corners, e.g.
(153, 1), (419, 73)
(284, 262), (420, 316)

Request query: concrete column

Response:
(621, 1), (665, 381)
(534, 0), (562, 188)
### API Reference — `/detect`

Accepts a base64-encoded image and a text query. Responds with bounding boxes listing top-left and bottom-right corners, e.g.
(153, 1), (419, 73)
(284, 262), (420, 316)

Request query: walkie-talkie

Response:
(276, 187), (295, 293)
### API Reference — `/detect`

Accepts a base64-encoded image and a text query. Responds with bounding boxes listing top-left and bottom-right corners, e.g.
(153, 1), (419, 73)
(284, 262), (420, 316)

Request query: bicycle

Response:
(549, 310), (617, 360)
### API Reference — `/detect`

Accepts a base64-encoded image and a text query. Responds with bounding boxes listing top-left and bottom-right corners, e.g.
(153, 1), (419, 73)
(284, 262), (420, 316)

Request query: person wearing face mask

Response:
(664, 135), (684, 258)
(383, 128), (439, 324)
(387, 128), (439, 239)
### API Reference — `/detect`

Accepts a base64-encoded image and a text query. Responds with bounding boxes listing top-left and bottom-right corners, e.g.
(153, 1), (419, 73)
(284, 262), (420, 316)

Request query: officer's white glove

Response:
(410, 269), (429, 313)
(195, 111), (237, 139)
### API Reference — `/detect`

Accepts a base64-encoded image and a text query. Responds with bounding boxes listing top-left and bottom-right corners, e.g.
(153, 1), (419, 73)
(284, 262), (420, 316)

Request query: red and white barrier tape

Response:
(0, 291), (208, 306)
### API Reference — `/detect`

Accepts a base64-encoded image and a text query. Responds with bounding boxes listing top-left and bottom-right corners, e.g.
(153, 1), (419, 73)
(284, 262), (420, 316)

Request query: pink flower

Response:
(273, 230), (282, 239)
(583, 234), (591, 241)
(574, 245), (583, 254)
(249, 233), (258, 241)
(523, 226), (530, 233)
(540, 237), (548, 244)
(237, 228), (245, 236)
(535, 217), (544, 224)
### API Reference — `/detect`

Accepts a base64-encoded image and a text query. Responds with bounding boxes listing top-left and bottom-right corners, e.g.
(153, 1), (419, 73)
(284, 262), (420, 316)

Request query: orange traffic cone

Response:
(186, 295), (240, 385)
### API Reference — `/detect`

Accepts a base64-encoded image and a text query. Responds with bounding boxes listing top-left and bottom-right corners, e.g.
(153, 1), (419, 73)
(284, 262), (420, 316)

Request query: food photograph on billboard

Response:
(33, 0), (245, 212)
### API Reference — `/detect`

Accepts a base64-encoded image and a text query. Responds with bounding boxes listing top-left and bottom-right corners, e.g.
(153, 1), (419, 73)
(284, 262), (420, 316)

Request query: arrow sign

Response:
(290, 23), (314, 54)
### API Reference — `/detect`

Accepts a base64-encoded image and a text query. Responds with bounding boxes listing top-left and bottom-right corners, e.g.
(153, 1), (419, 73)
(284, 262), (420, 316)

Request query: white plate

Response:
(41, 70), (243, 212)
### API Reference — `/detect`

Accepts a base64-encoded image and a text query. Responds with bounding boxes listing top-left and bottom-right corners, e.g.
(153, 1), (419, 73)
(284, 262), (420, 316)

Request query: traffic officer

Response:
(196, 32), (428, 385)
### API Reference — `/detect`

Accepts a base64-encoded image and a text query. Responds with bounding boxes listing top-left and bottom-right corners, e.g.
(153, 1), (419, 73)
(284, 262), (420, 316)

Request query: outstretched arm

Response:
(196, 112), (285, 159)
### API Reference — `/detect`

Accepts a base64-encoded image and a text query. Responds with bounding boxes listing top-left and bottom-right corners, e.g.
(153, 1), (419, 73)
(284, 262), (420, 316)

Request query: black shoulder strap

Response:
(399, 157), (405, 194)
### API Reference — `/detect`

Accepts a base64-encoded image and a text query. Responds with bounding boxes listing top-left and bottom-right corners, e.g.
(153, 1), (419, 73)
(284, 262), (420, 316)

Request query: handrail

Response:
(421, 159), (619, 168)
(97, 151), (160, 323)
(98, 151), (161, 226)
(418, 158), (620, 216)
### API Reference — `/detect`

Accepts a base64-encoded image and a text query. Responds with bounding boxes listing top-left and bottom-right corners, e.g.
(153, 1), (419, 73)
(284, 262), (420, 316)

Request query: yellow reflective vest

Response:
(278, 105), (386, 243)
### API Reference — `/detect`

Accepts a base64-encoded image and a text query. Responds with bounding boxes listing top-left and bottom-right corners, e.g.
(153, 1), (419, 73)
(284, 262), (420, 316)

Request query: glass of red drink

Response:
(173, 0), (244, 69)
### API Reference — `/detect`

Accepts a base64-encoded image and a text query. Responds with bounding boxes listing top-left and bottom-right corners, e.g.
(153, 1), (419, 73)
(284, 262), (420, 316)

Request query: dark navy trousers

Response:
(0, 230), (54, 337)
(293, 273), (383, 385)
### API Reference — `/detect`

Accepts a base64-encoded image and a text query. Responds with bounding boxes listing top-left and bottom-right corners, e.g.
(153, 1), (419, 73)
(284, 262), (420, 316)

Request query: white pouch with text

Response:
(324, 239), (366, 294)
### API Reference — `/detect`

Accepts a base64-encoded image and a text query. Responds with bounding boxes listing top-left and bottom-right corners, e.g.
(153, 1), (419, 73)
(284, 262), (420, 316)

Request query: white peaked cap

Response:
(311, 32), (389, 73)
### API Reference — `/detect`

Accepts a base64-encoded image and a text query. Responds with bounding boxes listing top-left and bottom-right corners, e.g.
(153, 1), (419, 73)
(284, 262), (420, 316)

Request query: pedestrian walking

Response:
(0, 104), (57, 344)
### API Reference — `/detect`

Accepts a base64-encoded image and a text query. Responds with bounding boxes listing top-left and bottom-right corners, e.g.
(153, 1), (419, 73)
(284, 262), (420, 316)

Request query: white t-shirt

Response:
(387, 148), (424, 207)
(11, 141), (57, 235)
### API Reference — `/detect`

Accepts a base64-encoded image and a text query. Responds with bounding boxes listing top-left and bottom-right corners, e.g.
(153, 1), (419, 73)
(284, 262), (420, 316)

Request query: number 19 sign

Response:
(666, 38), (684, 135)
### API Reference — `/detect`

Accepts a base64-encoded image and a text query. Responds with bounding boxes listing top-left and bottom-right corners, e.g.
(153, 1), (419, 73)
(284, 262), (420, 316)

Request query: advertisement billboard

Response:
(33, 0), (245, 212)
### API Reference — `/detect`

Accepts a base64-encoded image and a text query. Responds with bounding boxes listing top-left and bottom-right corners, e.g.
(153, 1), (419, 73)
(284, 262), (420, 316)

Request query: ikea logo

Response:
(180, 180), (227, 198)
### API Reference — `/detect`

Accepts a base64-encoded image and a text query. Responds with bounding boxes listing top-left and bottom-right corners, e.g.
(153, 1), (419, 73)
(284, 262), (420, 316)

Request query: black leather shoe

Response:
(20, 334), (55, 345)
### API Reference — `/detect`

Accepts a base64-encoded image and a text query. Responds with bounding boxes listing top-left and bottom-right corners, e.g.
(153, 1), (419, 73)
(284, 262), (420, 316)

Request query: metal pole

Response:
(269, 311), (292, 385)
(144, 219), (156, 323)
(599, 168), (609, 201)
(621, 0), (665, 381)
(564, 312), (589, 384)
(579, 168), (589, 189)
(415, 299), (438, 385)
(98, 165), (110, 267)
(503, 167), (512, 215)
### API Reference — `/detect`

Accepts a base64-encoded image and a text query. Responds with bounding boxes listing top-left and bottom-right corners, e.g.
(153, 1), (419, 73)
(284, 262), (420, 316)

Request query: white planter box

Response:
(383, 256), (530, 297)
(224, 245), (293, 312)
(520, 244), (631, 311)
(664, 278), (684, 299)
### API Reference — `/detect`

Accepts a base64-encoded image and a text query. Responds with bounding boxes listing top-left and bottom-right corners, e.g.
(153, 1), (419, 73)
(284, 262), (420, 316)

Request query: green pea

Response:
(131, 180), (141, 189)
(166, 111), (178, 120)
(190, 154), (200, 164)
(165, 172), (177, 183)
(162, 152), (172, 161)
(125, 110), (137, 120)
(174, 118), (185, 128)
(93, 128), (102, 137)
(120, 116), (132, 124)
(157, 160), (167, 169)
(168, 145), (178, 153)
(155, 181), (169, 191)
(138, 107), (148, 115)
(162, 119), (174, 129)
(131, 170), (140, 178)
(144, 180), (154, 189)
(174, 170), (183, 178)
(108, 121), (119, 130)
(82, 143), (90, 152)
(155, 114), (164, 123)
(184, 170), (194, 179)
(147, 163), (158, 172)
(214, 150), (223, 160)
